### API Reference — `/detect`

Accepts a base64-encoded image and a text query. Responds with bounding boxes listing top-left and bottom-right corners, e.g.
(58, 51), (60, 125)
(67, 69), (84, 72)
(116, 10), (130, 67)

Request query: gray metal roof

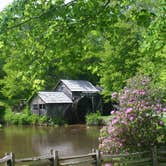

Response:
(38, 92), (73, 104)
(61, 80), (100, 93)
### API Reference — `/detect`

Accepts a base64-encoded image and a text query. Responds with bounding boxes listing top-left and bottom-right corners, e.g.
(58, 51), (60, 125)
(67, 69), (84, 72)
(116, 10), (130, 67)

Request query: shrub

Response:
(4, 106), (49, 125)
(49, 117), (66, 126)
(86, 111), (104, 126)
(99, 75), (166, 154)
(4, 106), (68, 126)
(38, 115), (48, 125)
(27, 114), (39, 125)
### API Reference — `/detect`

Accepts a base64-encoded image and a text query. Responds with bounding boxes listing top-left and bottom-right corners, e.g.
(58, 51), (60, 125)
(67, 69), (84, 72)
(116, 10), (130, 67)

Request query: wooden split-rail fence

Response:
(0, 146), (166, 166)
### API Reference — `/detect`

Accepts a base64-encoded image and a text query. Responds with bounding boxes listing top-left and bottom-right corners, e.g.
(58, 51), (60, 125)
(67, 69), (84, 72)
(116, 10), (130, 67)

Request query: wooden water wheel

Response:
(72, 96), (92, 123)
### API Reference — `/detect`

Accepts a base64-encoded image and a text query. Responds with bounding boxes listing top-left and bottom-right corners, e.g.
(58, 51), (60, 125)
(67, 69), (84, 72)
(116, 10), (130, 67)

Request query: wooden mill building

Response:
(31, 80), (102, 123)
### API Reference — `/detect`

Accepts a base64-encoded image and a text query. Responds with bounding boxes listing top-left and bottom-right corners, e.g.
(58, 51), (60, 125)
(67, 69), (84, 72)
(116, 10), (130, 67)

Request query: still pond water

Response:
(0, 125), (100, 159)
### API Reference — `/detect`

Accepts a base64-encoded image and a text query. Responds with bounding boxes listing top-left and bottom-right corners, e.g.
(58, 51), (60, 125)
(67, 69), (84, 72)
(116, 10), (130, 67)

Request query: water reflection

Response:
(0, 125), (100, 158)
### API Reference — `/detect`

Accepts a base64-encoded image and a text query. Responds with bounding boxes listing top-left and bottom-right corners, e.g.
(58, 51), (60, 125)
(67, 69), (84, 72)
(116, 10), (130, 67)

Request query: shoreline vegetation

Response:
(0, 106), (111, 127)
(0, 106), (165, 127)
(1, 106), (68, 126)
(0, 105), (106, 126)
(85, 111), (110, 126)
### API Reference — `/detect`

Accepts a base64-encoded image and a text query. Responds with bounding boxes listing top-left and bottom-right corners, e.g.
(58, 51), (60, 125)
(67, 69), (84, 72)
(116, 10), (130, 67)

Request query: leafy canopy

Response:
(0, 0), (165, 108)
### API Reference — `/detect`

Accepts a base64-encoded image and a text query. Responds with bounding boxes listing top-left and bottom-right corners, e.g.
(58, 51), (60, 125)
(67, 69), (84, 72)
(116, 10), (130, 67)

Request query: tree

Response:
(0, 0), (165, 109)
(97, 0), (166, 97)
(0, 0), (104, 107)
(139, 0), (166, 87)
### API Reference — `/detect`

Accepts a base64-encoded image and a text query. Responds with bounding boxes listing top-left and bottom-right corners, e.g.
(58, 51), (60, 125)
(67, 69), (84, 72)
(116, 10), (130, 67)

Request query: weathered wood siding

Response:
(30, 96), (46, 116)
(46, 103), (72, 119)
(55, 82), (73, 99)
(31, 96), (72, 120)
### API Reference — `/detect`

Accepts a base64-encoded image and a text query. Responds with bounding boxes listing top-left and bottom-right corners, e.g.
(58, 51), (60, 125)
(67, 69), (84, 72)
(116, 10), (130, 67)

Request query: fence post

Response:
(11, 152), (15, 166)
(50, 149), (59, 166)
(96, 150), (102, 166)
(5, 153), (9, 166)
(152, 146), (158, 166)
(5, 152), (15, 166)
(91, 149), (96, 165)
(54, 150), (59, 166)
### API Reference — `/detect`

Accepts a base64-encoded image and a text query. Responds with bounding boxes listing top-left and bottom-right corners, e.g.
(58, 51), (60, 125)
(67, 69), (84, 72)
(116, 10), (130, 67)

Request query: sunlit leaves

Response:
(0, 0), (165, 108)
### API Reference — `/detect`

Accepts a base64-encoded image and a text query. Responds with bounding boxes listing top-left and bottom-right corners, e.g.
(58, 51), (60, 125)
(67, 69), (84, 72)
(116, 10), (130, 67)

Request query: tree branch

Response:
(0, 0), (77, 34)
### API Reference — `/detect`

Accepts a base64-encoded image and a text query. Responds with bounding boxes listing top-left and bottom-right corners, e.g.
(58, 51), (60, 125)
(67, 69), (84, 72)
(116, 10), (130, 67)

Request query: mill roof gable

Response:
(59, 80), (100, 93)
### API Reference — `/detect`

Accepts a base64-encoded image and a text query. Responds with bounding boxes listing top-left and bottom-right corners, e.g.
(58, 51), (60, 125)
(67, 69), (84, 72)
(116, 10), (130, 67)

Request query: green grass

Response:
(86, 112), (104, 126)
(162, 116), (166, 125)
(86, 112), (111, 126)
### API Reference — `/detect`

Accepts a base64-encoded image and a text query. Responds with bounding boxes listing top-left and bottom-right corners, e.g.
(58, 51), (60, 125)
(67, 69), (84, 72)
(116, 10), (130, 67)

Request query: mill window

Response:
(39, 104), (46, 109)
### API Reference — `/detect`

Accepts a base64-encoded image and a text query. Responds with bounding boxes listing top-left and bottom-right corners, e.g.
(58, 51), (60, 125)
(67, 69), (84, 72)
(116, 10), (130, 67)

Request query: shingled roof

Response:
(38, 92), (73, 104)
(60, 80), (100, 93)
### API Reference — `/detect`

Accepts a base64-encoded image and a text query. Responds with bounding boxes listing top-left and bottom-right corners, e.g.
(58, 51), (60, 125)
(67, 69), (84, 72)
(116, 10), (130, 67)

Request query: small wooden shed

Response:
(30, 92), (73, 119)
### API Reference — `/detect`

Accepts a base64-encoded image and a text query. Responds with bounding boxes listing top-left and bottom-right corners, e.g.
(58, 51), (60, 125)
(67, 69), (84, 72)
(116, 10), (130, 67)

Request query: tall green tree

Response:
(97, 0), (166, 97)
(0, 0), (165, 108)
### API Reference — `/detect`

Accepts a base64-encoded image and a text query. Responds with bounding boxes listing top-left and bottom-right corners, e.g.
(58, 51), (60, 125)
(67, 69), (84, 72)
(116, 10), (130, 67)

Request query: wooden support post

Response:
(50, 149), (59, 166)
(96, 150), (102, 166)
(92, 96), (95, 113)
(50, 149), (54, 166)
(5, 153), (15, 166)
(152, 146), (158, 166)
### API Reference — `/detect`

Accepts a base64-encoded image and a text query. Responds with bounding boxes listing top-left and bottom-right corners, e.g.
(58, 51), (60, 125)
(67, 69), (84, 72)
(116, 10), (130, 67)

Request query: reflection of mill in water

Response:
(31, 125), (99, 157)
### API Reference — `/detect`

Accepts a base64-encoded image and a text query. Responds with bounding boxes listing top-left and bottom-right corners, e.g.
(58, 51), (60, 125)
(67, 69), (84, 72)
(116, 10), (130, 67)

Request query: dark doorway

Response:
(76, 97), (92, 123)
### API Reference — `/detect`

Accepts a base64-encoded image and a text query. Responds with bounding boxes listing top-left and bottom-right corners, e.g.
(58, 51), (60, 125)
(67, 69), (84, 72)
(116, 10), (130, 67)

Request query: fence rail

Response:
(0, 146), (166, 166)
(0, 155), (11, 163)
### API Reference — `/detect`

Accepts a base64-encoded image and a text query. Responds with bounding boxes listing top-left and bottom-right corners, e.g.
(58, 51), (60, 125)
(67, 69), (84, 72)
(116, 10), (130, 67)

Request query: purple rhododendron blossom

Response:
(159, 121), (164, 126)
(105, 163), (113, 166)
(125, 108), (132, 114)
(112, 118), (118, 125)
(163, 108), (166, 112)
(129, 116), (134, 121)
(99, 75), (166, 155)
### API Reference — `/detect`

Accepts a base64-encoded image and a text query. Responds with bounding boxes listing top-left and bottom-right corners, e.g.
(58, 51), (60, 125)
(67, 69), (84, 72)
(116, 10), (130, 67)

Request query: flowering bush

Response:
(99, 75), (166, 154)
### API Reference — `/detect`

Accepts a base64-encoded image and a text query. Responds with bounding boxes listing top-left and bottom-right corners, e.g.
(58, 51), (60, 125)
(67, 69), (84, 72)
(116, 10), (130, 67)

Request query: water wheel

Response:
(72, 96), (92, 123)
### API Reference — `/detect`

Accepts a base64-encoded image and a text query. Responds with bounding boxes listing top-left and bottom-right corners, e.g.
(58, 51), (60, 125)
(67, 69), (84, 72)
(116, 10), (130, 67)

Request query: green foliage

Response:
(0, 0), (165, 110)
(4, 106), (64, 125)
(162, 116), (166, 125)
(86, 111), (104, 126)
(5, 108), (32, 125)
(49, 117), (66, 126)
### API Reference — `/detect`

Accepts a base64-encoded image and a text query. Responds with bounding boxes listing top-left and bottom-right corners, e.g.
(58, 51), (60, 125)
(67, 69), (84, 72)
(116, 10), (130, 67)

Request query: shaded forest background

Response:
(0, 0), (165, 111)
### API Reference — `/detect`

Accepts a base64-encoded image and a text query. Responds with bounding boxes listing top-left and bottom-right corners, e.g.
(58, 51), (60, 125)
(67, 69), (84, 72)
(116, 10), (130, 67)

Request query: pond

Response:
(0, 125), (100, 159)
